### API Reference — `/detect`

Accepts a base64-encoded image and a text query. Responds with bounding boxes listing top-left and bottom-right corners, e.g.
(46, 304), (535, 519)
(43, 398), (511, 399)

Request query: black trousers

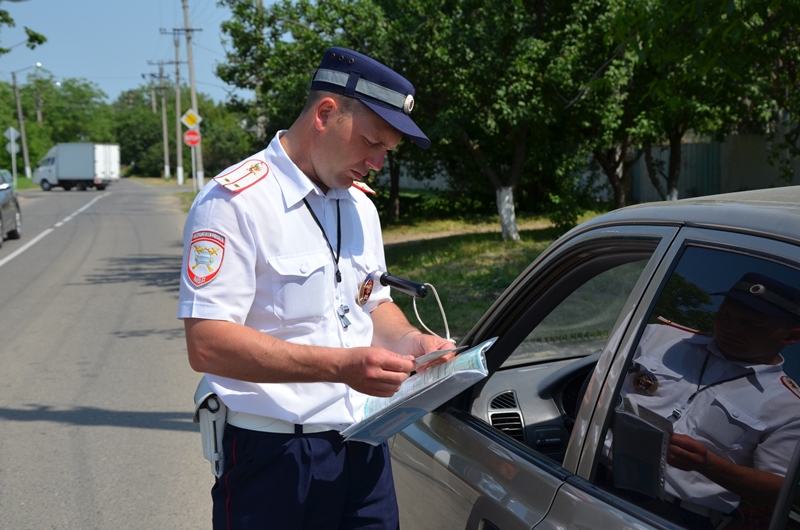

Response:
(212, 424), (400, 530)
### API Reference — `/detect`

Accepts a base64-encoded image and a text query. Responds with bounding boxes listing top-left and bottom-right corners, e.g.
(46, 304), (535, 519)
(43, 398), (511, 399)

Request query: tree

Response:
(0, 71), (112, 170)
(0, 0), (45, 57)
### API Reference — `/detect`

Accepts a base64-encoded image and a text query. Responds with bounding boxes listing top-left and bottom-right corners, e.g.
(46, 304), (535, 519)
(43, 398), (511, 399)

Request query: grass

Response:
(13, 177), (38, 191)
(384, 226), (562, 341)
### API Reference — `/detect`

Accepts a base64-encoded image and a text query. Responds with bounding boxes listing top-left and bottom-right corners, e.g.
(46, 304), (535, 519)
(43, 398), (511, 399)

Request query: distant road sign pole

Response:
(181, 110), (203, 189)
(4, 127), (20, 188)
(183, 128), (201, 193)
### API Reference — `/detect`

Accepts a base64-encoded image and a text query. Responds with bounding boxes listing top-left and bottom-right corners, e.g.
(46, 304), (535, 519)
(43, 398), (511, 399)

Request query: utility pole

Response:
(181, 0), (204, 187)
(11, 68), (34, 179)
(142, 73), (157, 113)
(147, 61), (173, 179)
(35, 89), (42, 123)
(159, 65), (171, 179)
(174, 35), (184, 185)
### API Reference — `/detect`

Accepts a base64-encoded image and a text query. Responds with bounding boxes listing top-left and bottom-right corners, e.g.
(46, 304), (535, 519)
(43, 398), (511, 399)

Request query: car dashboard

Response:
(470, 353), (599, 463)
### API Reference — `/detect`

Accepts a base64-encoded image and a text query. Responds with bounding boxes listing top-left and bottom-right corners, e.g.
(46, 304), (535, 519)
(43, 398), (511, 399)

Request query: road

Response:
(0, 180), (210, 529)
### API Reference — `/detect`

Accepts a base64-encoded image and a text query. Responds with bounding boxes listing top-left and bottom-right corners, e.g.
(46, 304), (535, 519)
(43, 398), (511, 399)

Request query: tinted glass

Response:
(598, 245), (800, 529)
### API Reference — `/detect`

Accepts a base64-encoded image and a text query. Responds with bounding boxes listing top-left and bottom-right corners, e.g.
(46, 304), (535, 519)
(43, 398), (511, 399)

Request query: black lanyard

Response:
(670, 351), (753, 420)
(302, 197), (342, 283)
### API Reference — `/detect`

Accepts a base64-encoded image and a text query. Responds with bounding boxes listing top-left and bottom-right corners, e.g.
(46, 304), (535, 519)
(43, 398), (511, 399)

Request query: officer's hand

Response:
(667, 433), (709, 472)
(406, 333), (457, 372)
(340, 347), (415, 397)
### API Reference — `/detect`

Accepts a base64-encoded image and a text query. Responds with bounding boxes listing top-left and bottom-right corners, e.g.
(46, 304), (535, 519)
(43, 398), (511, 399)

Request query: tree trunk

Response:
(594, 141), (640, 209)
(387, 151), (401, 221)
(497, 186), (520, 241)
(666, 130), (683, 201)
(459, 129), (523, 241)
(643, 141), (667, 201)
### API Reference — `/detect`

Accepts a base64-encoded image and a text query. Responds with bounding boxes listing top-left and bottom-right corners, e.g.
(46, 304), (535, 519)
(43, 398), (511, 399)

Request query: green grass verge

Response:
(384, 226), (562, 341)
(14, 177), (38, 191)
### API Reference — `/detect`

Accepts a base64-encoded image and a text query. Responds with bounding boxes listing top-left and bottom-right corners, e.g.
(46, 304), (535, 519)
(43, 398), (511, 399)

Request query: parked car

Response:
(390, 186), (800, 530)
(0, 169), (22, 247)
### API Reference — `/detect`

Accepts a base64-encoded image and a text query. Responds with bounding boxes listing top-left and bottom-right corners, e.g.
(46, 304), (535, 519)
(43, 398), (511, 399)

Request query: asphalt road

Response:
(0, 180), (210, 529)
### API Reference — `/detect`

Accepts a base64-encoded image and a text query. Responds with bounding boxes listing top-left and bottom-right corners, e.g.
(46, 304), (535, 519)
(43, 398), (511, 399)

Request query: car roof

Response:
(575, 186), (800, 246)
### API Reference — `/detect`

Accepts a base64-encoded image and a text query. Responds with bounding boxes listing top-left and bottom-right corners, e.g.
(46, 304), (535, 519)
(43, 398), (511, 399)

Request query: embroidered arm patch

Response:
(187, 230), (226, 287)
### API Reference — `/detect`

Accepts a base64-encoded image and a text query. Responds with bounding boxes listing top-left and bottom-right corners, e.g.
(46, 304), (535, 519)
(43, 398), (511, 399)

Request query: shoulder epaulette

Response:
(352, 181), (376, 195)
(213, 158), (270, 192)
(782, 376), (800, 399)
(656, 316), (703, 334)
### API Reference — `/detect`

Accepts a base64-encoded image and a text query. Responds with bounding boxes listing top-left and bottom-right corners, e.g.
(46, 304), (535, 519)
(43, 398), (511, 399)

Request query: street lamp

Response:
(11, 61), (41, 179)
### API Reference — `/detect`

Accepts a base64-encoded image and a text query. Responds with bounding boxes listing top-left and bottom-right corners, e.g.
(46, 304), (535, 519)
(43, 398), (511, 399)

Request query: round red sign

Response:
(184, 129), (201, 146)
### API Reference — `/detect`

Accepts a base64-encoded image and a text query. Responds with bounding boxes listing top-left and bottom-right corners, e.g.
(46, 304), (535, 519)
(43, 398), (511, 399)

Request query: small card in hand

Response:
(413, 346), (469, 370)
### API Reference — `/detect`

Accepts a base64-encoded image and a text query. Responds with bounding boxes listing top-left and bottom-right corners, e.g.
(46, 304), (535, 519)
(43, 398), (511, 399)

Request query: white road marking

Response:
(0, 193), (109, 269)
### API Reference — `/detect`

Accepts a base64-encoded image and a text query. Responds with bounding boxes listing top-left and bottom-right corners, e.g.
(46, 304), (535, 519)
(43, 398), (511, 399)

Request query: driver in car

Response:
(615, 272), (800, 527)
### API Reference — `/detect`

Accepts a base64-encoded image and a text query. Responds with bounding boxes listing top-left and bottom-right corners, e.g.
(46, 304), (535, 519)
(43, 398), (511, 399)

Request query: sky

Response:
(0, 0), (253, 104)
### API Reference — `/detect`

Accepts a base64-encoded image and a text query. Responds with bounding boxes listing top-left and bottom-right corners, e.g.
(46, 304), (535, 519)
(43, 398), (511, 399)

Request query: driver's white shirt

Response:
(177, 131), (391, 426)
(622, 323), (800, 513)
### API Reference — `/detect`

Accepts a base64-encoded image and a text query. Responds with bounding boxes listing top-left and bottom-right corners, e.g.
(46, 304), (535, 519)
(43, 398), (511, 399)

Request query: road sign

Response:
(4, 127), (19, 142)
(181, 109), (203, 129)
(5, 141), (19, 155)
(184, 129), (201, 147)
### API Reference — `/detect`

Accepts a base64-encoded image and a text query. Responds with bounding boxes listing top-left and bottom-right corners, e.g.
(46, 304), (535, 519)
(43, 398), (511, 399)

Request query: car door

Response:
(390, 224), (679, 530)
(538, 228), (800, 529)
(0, 170), (12, 225)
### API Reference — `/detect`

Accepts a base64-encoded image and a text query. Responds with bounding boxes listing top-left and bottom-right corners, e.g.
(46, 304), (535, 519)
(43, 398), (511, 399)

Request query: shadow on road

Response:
(81, 247), (184, 293)
(0, 405), (198, 432)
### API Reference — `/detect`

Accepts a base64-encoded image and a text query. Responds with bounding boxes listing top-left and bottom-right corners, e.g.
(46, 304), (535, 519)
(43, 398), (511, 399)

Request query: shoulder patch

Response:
(781, 376), (800, 399)
(352, 180), (376, 195)
(187, 230), (226, 287)
(214, 159), (270, 192)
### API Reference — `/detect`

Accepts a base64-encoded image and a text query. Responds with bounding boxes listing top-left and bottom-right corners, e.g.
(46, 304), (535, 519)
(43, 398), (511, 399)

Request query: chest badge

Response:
(187, 230), (226, 287)
(357, 272), (375, 306)
(632, 369), (659, 395)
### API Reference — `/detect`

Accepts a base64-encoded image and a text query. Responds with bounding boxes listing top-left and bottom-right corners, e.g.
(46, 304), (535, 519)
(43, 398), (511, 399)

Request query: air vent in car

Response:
(490, 390), (518, 409)
(490, 412), (524, 442)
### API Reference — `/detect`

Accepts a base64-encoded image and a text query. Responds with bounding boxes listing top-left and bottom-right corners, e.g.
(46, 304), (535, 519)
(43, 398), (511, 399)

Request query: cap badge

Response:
(187, 230), (226, 287)
(403, 94), (415, 114)
(632, 369), (659, 395)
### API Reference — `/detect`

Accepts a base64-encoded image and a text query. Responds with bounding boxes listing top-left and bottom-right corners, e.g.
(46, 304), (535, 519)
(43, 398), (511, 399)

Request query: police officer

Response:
(178, 47), (453, 529)
(622, 272), (800, 520)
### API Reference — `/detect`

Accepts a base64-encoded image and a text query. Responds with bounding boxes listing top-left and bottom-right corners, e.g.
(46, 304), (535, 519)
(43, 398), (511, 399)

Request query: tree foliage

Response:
(0, 0), (45, 57)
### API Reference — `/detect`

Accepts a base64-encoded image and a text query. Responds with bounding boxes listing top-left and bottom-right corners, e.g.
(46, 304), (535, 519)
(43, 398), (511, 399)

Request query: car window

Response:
(469, 234), (662, 464)
(0, 170), (9, 185)
(503, 261), (648, 367)
(595, 245), (800, 530)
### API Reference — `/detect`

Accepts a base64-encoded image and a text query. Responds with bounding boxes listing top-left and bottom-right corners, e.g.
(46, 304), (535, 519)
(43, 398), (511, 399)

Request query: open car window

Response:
(502, 260), (648, 368)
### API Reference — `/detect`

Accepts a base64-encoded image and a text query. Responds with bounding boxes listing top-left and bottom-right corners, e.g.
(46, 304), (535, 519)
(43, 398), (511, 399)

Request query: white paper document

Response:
(340, 337), (496, 445)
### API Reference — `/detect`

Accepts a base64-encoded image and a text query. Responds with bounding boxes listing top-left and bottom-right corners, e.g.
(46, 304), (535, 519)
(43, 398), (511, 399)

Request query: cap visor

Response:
(714, 291), (796, 318)
(362, 101), (431, 149)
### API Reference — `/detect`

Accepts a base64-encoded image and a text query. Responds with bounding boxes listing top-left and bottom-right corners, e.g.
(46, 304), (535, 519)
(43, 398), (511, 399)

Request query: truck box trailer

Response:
(33, 143), (121, 191)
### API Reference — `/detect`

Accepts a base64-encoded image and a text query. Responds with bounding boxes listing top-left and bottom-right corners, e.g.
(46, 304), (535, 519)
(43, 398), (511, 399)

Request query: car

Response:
(390, 186), (800, 530)
(0, 169), (22, 247)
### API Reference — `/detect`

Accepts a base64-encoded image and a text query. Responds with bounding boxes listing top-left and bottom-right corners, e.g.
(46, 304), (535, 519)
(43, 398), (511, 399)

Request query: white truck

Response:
(33, 143), (121, 191)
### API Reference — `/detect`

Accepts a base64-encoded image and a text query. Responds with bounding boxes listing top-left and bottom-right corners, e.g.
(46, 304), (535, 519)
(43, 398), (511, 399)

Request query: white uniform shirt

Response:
(622, 323), (800, 513)
(177, 131), (391, 426)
